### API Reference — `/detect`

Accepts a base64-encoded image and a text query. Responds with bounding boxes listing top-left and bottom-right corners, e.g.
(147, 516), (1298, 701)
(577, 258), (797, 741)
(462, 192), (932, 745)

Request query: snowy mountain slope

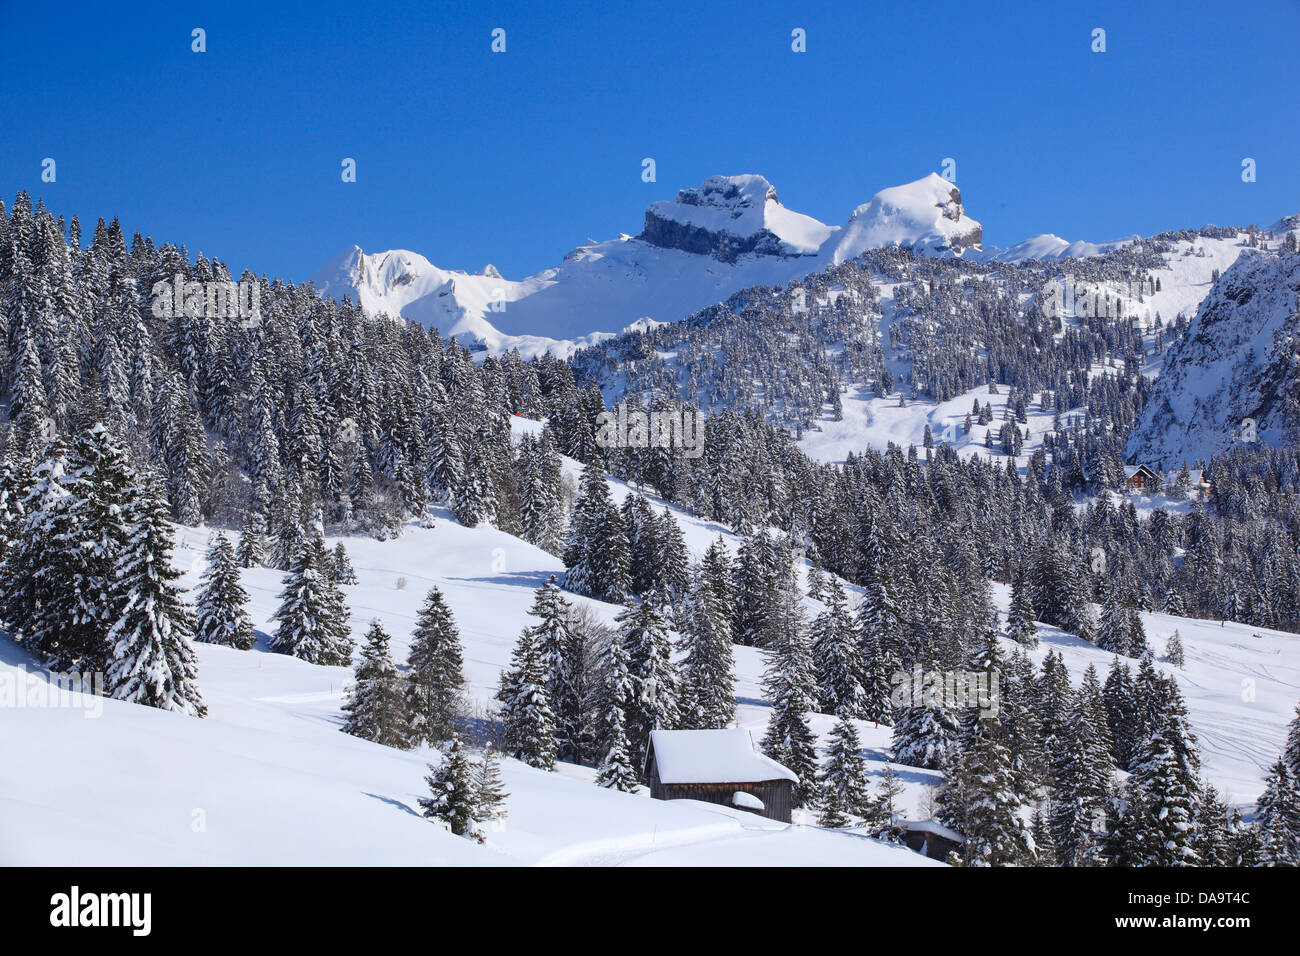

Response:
(4, 415), (1297, 865)
(1126, 249), (1300, 468)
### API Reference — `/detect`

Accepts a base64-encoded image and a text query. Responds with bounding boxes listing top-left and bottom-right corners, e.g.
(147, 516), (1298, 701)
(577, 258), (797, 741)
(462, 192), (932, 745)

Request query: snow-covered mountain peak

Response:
(640, 173), (833, 261)
(833, 173), (983, 263)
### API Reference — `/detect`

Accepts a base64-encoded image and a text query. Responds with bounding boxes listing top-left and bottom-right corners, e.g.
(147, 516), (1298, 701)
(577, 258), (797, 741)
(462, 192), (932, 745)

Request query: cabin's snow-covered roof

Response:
(648, 729), (797, 784)
(899, 819), (965, 843)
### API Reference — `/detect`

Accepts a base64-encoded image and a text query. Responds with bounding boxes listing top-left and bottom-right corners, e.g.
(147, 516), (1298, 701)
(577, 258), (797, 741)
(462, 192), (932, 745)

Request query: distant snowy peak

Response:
(640, 174), (833, 261)
(832, 173), (982, 263)
(976, 232), (1140, 264)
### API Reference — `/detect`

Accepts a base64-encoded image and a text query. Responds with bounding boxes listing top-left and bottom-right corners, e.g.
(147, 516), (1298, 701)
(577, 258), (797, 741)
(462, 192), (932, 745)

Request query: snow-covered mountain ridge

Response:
(313, 172), (1135, 358)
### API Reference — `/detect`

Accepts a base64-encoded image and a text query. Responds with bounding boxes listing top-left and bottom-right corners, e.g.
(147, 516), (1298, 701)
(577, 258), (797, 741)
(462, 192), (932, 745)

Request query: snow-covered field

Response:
(2, 418), (1295, 866)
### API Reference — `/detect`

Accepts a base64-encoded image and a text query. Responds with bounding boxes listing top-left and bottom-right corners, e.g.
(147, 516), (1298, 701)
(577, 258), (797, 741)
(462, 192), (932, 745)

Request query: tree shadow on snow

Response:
(363, 792), (424, 819)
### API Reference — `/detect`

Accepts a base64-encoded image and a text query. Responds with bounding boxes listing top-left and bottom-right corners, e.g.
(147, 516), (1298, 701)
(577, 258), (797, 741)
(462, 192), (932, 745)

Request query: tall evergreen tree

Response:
(103, 472), (206, 716)
(404, 586), (466, 746)
(194, 531), (254, 650)
(341, 620), (409, 748)
(269, 534), (354, 665)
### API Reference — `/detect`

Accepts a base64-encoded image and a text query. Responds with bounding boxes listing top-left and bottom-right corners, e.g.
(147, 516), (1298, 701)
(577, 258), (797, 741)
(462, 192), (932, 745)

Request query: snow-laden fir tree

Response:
(594, 632), (640, 792)
(1005, 572), (1038, 647)
(651, 507), (691, 603)
(759, 584), (819, 806)
(103, 471), (206, 716)
(329, 542), (358, 584)
(419, 735), (484, 843)
(235, 510), (268, 568)
(563, 459), (630, 602)
(1048, 674), (1114, 866)
(677, 573), (736, 730)
(474, 743), (509, 831)
(616, 589), (680, 773)
(341, 620), (409, 748)
(1124, 714), (1202, 866)
(818, 716), (868, 827)
(1253, 757), (1299, 866)
(1102, 657), (1139, 770)
(495, 623), (558, 770)
(520, 577), (584, 762)
(811, 576), (864, 717)
(194, 531), (254, 650)
(404, 585), (465, 746)
(890, 663), (961, 771)
(1286, 701), (1300, 783)
(518, 427), (565, 555)
(269, 533), (354, 666)
(938, 715), (1032, 866)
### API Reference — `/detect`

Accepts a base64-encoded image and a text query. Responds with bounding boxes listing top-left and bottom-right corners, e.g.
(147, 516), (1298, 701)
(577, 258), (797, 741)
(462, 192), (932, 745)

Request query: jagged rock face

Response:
(934, 186), (982, 251)
(639, 175), (825, 263)
(641, 204), (788, 262)
(1125, 250), (1300, 468)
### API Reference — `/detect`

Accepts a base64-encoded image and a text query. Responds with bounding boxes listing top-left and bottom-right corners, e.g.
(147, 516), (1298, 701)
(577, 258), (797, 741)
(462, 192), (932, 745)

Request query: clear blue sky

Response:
(2, 0), (1296, 281)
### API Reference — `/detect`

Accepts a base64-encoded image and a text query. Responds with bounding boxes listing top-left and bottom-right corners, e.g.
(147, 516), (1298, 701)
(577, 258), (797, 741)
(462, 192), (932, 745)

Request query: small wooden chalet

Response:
(898, 819), (965, 861)
(645, 729), (797, 823)
(1164, 467), (1211, 496)
(1123, 464), (1162, 494)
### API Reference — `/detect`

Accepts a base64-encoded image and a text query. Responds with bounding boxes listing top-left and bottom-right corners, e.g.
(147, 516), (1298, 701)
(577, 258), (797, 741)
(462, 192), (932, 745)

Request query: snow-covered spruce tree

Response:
(1096, 581), (1132, 655)
(759, 587), (819, 807)
(270, 534), (354, 665)
(818, 716), (868, 828)
(419, 735), (484, 843)
(495, 624), (558, 770)
(474, 743), (509, 830)
(1048, 681), (1114, 866)
(405, 585), (466, 746)
(341, 620), (409, 748)
(811, 576), (864, 718)
(1005, 572), (1038, 647)
(594, 632), (640, 792)
(1253, 758), (1299, 866)
(677, 575), (736, 730)
(1164, 629), (1185, 668)
(1103, 657), (1140, 770)
(329, 542), (358, 584)
(194, 531), (254, 650)
(616, 590), (680, 773)
(103, 471), (206, 716)
(621, 493), (659, 597)
(864, 764), (906, 839)
(520, 577), (584, 762)
(856, 558), (904, 726)
(1125, 720), (1202, 866)
(650, 507), (691, 603)
(939, 715), (1032, 866)
(890, 663), (961, 771)
(1, 428), (132, 672)
(1286, 701), (1300, 783)
(235, 509), (268, 568)
(563, 459), (630, 603)
(519, 425), (565, 555)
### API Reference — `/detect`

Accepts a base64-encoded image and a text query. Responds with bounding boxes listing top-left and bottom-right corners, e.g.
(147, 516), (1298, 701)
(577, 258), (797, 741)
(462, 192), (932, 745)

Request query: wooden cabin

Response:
(898, 819), (965, 861)
(645, 729), (796, 823)
(1123, 464), (1162, 494)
